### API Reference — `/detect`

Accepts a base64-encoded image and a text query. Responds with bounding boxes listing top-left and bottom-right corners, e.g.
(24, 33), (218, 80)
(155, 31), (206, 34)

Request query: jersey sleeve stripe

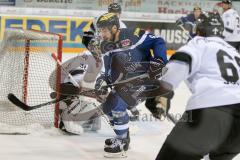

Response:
(169, 52), (192, 73)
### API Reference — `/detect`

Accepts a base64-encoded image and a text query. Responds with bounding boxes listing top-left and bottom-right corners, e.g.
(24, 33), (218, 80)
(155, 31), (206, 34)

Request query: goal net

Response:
(0, 29), (62, 134)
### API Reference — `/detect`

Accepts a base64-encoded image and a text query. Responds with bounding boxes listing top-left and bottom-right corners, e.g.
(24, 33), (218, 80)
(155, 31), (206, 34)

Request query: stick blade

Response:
(7, 93), (30, 111)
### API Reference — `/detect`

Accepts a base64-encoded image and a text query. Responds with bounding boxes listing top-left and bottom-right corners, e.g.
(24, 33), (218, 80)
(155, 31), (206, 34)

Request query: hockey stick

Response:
(8, 82), (177, 124)
(7, 73), (148, 112)
(165, 94), (178, 124)
(7, 93), (76, 111)
(165, 96), (177, 124)
(178, 24), (193, 40)
(52, 54), (178, 125)
(105, 73), (149, 88)
(166, 113), (177, 124)
(9, 53), (177, 125)
(7, 53), (82, 111)
(51, 53), (80, 87)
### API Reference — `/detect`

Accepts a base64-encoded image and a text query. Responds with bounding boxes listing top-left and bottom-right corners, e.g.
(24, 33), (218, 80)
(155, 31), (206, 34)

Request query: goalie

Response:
(55, 53), (103, 135)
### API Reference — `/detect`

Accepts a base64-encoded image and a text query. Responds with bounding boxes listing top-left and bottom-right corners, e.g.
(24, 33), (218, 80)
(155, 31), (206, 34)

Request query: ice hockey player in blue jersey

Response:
(95, 13), (168, 157)
(176, 6), (203, 40)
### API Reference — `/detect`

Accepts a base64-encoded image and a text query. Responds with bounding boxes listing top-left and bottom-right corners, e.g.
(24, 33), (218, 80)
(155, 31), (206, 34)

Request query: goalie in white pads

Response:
(155, 12), (240, 160)
(56, 54), (103, 135)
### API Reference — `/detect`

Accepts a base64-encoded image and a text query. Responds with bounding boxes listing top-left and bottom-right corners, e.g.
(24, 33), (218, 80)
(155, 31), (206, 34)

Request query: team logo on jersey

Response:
(212, 27), (219, 35)
(120, 39), (132, 48)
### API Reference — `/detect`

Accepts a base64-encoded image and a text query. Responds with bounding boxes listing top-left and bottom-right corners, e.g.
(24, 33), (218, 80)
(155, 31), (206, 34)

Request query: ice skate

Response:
(104, 137), (130, 158)
(105, 131), (130, 146)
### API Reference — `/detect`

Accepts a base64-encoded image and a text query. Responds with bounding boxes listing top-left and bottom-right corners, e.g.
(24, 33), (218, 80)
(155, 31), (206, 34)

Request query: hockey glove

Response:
(82, 31), (94, 48)
(94, 74), (109, 103)
(59, 82), (80, 106)
(95, 74), (107, 90)
(148, 58), (166, 79)
(145, 97), (166, 119)
(87, 38), (102, 60)
(145, 92), (173, 119)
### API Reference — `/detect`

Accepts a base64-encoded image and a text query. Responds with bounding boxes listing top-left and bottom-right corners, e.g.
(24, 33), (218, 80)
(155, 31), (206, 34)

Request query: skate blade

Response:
(104, 151), (127, 158)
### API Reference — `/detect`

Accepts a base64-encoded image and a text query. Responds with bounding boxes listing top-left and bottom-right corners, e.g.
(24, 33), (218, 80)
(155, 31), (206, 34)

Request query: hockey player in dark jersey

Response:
(95, 13), (168, 157)
(176, 6), (203, 40)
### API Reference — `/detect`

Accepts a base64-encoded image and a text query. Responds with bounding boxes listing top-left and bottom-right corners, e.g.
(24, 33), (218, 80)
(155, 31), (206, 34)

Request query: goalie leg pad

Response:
(60, 120), (84, 135)
(59, 99), (84, 135)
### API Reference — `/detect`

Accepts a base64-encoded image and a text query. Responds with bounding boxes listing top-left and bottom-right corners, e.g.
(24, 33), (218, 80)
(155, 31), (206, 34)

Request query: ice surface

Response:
(0, 82), (239, 160)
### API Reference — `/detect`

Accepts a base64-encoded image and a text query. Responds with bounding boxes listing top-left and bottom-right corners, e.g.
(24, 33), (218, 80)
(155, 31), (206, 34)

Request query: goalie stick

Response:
(7, 53), (85, 111)
(7, 81), (177, 124)
(51, 53), (80, 87)
(6, 72), (147, 112)
(7, 93), (75, 111)
(8, 53), (177, 124)
(8, 54), (150, 111)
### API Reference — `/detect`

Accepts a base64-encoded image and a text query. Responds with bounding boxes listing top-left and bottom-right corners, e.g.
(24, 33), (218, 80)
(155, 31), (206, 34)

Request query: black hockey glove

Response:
(148, 58), (166, 79)
(95, 74), (108, 91)
(94, 74), (110, 103)
(59, 82), (80, 106)
(82, 31), (94, 48)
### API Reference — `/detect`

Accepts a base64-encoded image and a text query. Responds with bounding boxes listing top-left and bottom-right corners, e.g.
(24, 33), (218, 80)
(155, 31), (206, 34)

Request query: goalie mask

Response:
(195, 12), (224, 37)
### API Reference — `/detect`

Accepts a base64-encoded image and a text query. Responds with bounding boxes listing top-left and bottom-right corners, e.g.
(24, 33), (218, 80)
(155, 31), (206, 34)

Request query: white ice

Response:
(0, 83), (239, 160)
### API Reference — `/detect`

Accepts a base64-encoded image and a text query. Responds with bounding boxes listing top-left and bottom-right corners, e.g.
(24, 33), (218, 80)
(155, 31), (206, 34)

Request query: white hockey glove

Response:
(145, 97), (168, 119)
(145, 92), (173, 119)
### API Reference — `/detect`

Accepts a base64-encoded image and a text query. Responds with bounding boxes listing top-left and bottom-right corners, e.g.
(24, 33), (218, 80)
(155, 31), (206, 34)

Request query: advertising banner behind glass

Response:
(15, 0), (240, 13)
(0, 0), (15, 6)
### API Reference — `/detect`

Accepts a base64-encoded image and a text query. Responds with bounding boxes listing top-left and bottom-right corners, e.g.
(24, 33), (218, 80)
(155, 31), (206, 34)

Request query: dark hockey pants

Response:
(156, 103), (240, 160)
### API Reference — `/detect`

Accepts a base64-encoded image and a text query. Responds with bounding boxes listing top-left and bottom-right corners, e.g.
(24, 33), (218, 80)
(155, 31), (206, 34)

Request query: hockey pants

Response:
(156, 103), (240, 160)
